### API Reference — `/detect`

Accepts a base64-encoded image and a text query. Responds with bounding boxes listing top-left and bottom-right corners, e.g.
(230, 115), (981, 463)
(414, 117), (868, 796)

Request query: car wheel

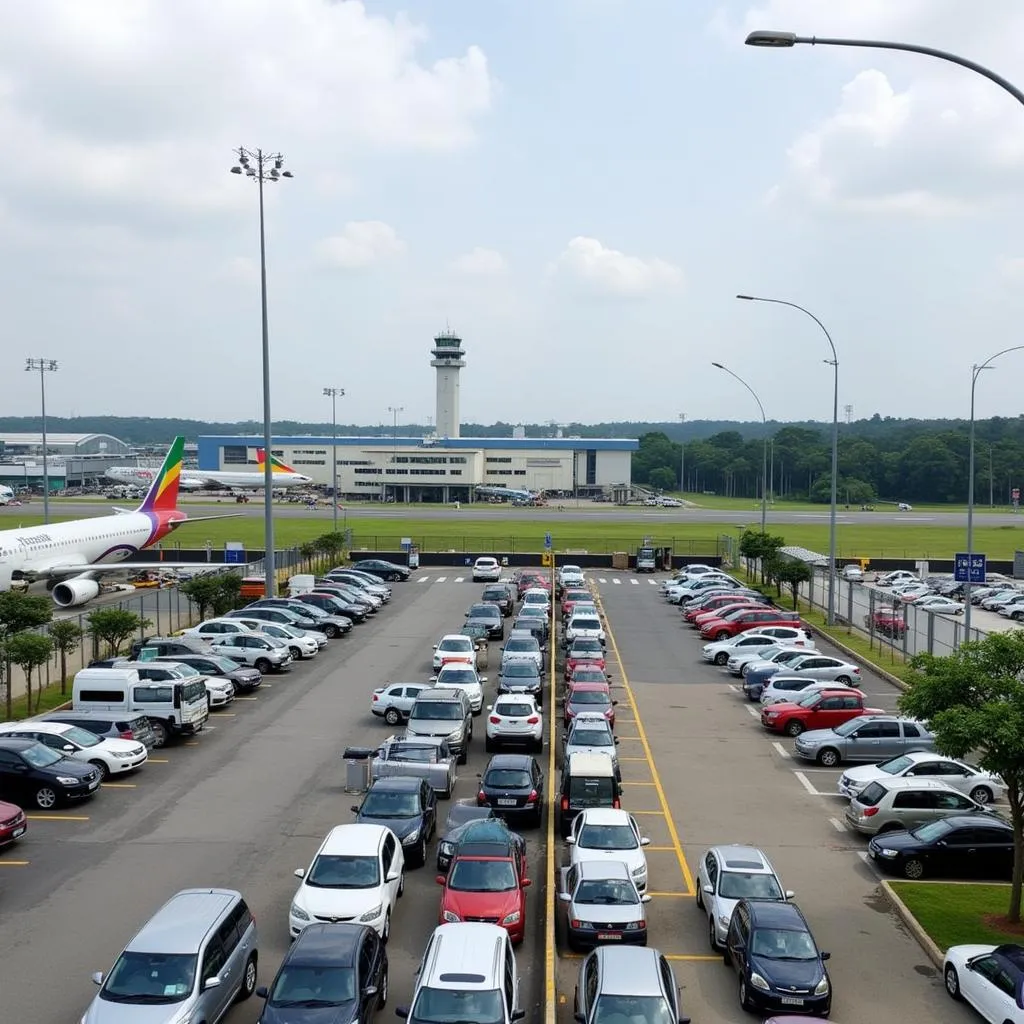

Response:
(384, 707), (401, 726)
(715, 631), (730, 641)
(89, 759), (110, 781)
(289, 646), (302, 659)
(325, 623), (340, 639)
(416, 837), (427, 867)
(149, 720), (169, 748)
(381, 909), (391, 943)
(970, 786), (993, 805)
(944, 964), (962, 1000)
(834, 675), (853, 685)
(35, 786), (58, 810)
(255, 658), (272, 673)
(785, 720), (805, 737)
(714, 652), (729, 666)
(817, 748), (841, 768)
(903, 858), (926, 880)
(739, 977), (754, 1011)
(397, 872), (405, 897)
(695, 885), (704, 909)
(379, 966), (389, 1007)
(237, 953), (258, 1001)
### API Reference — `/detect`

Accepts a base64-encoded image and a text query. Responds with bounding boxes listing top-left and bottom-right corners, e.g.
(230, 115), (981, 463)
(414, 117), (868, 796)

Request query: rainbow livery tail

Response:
(138, 436), (185, 513)
(256, 448), (299, 474)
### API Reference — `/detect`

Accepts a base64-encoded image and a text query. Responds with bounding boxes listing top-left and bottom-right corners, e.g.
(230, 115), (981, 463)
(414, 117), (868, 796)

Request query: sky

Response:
(2, 0), (1024, 430)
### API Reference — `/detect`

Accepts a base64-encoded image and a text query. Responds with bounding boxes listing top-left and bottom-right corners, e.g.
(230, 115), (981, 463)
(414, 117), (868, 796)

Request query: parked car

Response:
(432, 634), (478, 672)
(563, 682), (617, 729)
(758, 676), (863, 706)
(867, 814), (1014, 879)
(0, 798), (27, 847)
(496, 660), (543, 704)
(562, 714), (620, 776)
(482, 583), (515, 616)
(749, 652), (861, 687)
(477, 753), (545, 826)
(352, 776), (437, 868)
(792, 716), (935, 767)
(845, 777), (992, 837)
(559, 859), (650, 951)
(155, 653), (262, 694)
(573, 946), (689, 1024)
(232, 618), (325, 658)
(465, 603), (505, 641)
(432, 663), (486, 715)
(0, 720), (148, 780)
(371, 682), (430, 726)
(436, 802), (499, 873)
(38, 710), (158, 749)
(841, 564), (864, 581)
(371, 735), (457, 798)
(703, 633), (785, 667)
(942, 942), (1024, 1022)
(207, 633), (294, 673)
(760, 689), (884, 737)
(0, 737), (101, 808)
(566, 808), (650, 893)
(564, 639), (607, 681)
(699, 608), (802, 641)
(351, 559), (410, 582)
(486, 695), (543, 752)
(838, 751), (1006, 804)
(501, 631), (544, 672)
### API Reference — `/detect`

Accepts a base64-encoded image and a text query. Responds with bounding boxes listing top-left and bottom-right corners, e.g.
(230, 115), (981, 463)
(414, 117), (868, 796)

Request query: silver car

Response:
(500, 632), (544, 672)
(745, 651), (860, 686)
(696, 845), (792, 950)
(838, 751), (1006, 804)
(559, 859), (651, 951)
(573, 946), (689, 1024)
(371, 682), (431, 726)
(845, 777), (989, 836)
(563, 713), (620, 776)
(792, 716), (934, 767)
(732, 645), (810, 678)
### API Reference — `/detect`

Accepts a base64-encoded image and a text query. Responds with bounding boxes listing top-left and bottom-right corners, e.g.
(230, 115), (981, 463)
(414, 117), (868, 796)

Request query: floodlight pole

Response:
(323, 387), (345, 534)
(25, 358), (59, 523)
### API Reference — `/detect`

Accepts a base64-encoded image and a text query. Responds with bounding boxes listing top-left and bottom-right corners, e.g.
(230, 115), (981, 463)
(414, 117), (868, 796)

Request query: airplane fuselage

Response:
(106, 467), (311, 490)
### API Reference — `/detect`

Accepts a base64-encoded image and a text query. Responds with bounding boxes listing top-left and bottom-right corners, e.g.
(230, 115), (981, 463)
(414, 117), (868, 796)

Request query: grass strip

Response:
(889, 882), (1021, 951)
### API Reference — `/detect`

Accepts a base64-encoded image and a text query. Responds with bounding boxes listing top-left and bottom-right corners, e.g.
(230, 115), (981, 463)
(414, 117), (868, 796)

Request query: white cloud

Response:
(451, 247), (507, 275)
(316, 221), (406, 269)
(999, 257), (1024, 281)
(552, 237), (683, 297)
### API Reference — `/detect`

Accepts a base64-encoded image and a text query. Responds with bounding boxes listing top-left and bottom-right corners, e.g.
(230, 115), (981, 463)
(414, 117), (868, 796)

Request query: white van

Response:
(72, 667), (209, 748)
(288, 574), (316, 597)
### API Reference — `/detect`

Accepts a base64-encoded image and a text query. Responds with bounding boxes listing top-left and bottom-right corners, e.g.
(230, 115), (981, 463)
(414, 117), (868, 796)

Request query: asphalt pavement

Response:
(0, 576), (546, 1022)
(570, 574), (980, 1024)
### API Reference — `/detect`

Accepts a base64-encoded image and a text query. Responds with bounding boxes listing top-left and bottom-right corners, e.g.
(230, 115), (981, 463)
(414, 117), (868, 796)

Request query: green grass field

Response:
(889, 883), (1021, 951)
(4, 509), (1024, 558)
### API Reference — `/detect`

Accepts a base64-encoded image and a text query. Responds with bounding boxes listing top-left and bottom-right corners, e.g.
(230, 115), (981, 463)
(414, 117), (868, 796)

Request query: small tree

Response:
(87, 608), (151, 658)
(210, 574), (243, 616)
(8, 631), (54, 714)
(776, 559), (812, 610)
(0, 592), (53, 717)
(179, 575), (222, 621)
(899, 631), (1024, 922)
(49, 619), (84, 695)
(737, 530), (785, 584)
(648, 466), (675, 492)
(314, 532), (345, 565)
(299, 541), (319, 571)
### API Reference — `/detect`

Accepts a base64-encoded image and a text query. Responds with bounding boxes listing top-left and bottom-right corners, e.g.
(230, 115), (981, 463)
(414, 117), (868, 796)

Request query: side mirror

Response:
(351, 805), (360, 814)
(574, 1014), (586, 1024)
(703, 884), (714, 895)
(436, 875), (446, 885)
(487, 705), (493, 711)
(429, 676), (438, 683)
(477, 773), (483, 779)
(294, 867), (305, 878)
(614, 737), (620, 744)
(364, 985), (379, 998)
(432, 645), (438, 650)
(387, 868), (401, 882)
(396, 1008), (410, 1019)
(512, 1012), (526, 1022)
(821, 951), (831, 961)
(91, 972), (104, 986)
(203, 976), (222, 991)
(565, 835), (576, 845)
(612, 700), (619, 706)
(785, 889), (795, 899)
(522, 878), (532, 887)
(63, 744), (76, 752)
(558, 892), (572, 902)
(256, 986), (269, 998)
(640, 837), (651, 846)
(481, 677), (488, 683)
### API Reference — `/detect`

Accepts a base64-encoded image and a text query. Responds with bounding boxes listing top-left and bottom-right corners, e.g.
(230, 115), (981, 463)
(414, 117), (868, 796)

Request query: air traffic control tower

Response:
(430, 330), (465, 439)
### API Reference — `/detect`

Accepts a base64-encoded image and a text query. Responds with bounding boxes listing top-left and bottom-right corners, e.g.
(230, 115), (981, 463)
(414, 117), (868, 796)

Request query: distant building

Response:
(0, 432), (130, 457)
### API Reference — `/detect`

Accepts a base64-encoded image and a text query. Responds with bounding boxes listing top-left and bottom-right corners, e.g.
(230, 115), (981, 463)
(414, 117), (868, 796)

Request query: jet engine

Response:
(52, 578), (101, 607)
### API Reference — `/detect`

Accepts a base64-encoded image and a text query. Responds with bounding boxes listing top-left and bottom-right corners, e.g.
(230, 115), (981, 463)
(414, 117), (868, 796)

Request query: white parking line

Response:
(416, 576), (430, 583)
(772, 741), (791, 760)
(454, 577), (465, 583)
(613, 579), (621, 585)
(746, 705), (759, 718)
(829, 817), (846, 833)
(648, 579), (658, 585)
(630, 579), (639, 585)
(598, 578), (607, 583)
(726, 684), (738, 693)
(793, 771), (821, 796)
(435, 576), (447, 583)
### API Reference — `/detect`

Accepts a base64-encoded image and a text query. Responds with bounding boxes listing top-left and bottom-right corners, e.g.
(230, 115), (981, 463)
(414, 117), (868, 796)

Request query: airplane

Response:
(0, 436), (240, 608)
(474, 484), (540, 503)
(105, 448), (312, 491)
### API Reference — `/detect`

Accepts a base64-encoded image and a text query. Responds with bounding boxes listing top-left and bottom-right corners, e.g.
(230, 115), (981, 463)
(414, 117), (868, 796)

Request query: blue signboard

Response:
(954, 552), (986, 584)
(544, 532), (552, 549)
(224, 549), (245, 564)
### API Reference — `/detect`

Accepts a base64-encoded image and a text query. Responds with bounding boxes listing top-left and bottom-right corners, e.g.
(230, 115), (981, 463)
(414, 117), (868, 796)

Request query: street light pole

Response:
(737, 295), (839, 624)
(964, 345), (1024, 633)
(323, 387), (345, 534)
(231, 147), (294, 599)
(25, 358), (58, 524)
(387, 406), (404, 504)
(678, 412), (686, 496)
(712, 362), (767, 536)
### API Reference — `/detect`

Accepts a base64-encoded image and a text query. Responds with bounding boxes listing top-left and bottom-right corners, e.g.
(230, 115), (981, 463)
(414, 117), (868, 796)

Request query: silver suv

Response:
(844, 777), (989, 836)
(83, 888), (258, 1024)
(406, 688), (473, 765)
(562, 713), (620, 777)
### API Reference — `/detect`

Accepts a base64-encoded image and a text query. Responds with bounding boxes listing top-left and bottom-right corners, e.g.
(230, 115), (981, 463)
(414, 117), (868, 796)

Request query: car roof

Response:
(486, 753), (533, 769)
(871, 777), (960, 791)
(935, 814), (1012, 830)
(709, 845), (773, 872)
(0, 721), (73, 735)
(423, 923), (508, 988)
(745, 900), (808, 929)
(0, 737), (41, 751)
(439, 633), (472, 642)
(571, 713), (613, 726)
(594, 946), (664, 997)
(369, 776), (422, 792)
(577, 860), (632, 881)
(580, 808), (630, 826)
(321, 823), (388, 854)
(288, 922), (366, 965)
(130, 889), (239, 954)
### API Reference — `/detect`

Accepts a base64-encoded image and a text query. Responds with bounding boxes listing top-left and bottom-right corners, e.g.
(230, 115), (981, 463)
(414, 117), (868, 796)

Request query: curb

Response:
(879, 881), (944, 969)
(806, 625), (909, 692)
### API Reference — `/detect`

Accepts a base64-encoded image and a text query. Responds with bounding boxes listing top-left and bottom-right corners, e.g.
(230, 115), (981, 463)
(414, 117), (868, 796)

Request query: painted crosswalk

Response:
(405, 572), (669, 586)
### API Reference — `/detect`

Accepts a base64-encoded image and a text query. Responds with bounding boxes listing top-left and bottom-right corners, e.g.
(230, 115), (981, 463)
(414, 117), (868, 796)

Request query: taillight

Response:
(862, 806), (878, 817)
(526, 716), (540, 724)
(120, 730), (133, 740)
(489, 716), (501, 725)
(528, 789), (538, 802)
(561, 796), (569, 811)
(372, 694), (379, 702)
(478, 790), (487, 803)
(612, 797), (621, 809)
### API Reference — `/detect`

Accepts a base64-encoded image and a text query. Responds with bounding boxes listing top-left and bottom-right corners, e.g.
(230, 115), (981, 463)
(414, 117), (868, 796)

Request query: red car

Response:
(564, 639), (607, 681)
(760, 689), (884, 737)
(569, 666), (610, 686)
(0, 799), (27, 847)
(689, 601), (762, 628)
(437, 844), (531, 943)
(517, 573), (550, 599)
(563, 681), (616, 728)
(699, 607), (802, 641)
(684, 594), (760, 622)
(561, 589), (592, 619)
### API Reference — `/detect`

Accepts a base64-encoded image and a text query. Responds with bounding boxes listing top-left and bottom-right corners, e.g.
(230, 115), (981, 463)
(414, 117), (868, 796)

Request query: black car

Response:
(477, 753), (544, 827)
(313, 583), (377, 615)
(300, 592), (368, 624)
(436, 800), (497, 872)
(154, 654), (262, 694)
(235, 603), (334, 634)
(0, 737), (101, 809)
(497, 660), (544, 704)
(723, 899), (832, 1017)
(512, 614), (548, 645)
(867, 814), (1014, 880)
(353, 776), (437, 867)
(256, 922), (387, 1024)
(443, 817), (528, 874)
(481, 584), (515, 617)
(465, 602), (505, 641)
(352, 559), (410, 582)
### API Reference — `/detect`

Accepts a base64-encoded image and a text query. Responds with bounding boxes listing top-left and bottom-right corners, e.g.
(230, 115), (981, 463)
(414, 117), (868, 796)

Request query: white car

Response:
(432, 634), (478, 672)
(760, 677), (863, 706)
(559, 565), (586, 588)
(703, 633), (784, 667)
(208, 633), (293, 672)
(0, 720), (148, 780)
(914, 596), (965, 616)
(564, 613), (606, 646)
(289, 823), (405, 942)
(696, 844), (793, 949)
(566, 808), (650, 893)
(485, 694), (543, 752)
(432, 663), (486, 714)
(897, 502), (913, 511)
(841, 564), (864, 581)
(202, 675), (236, 708)
(182, 617), (259, 640)
(943, 944), (1024, 1023)
(729, 644), (811, 678)
(838, 751), (1006, 804)
(876, 570), (917, 588)
(472, 557), (502, 582)
(230, 617), (323, 658)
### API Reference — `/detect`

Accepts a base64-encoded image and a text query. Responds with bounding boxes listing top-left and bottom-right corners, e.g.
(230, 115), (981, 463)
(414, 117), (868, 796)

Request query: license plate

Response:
(12, 827), (25, 838)
(780, 997), (804, 1006)
(597, 933), (621, 941)
(497, 798), (518, 807)
(88, 780), (100, 790)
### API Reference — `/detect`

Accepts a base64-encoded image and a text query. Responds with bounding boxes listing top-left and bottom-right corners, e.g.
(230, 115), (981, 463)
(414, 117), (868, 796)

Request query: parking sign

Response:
(954, 552), (987, 584)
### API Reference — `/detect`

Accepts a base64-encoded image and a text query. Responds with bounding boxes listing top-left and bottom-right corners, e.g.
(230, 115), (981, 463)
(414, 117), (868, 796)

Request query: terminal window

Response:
(223, 446), (248, 465)
(486, 457), (512, 464)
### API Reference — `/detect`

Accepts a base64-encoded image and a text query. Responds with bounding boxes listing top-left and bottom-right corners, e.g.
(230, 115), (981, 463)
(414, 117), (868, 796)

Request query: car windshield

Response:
(505, 640), (537, 653)
(772, 650), (803, 664)
(485, 768), (532, 788)
(502, 663), (538, 678)
(438, 669), (477, 685)
(495, 702), (533, 718)
(572, 641), (603, 655)
(877, 755), (914, 775)
(389, 745), (436, 764)
(594, 995), (675, 1024)
(572, 670), (606, 683)
(448, 803), (491, 828)
(750, 927), (818, 960)
(101, 951), (197, 1004)
(305, 854), (380, 888)
(20, 743), (62, 768)
(411, 985), (504, 1024)
(569, 777), (614, 806)
(572, 619), (601, 630)
(797, 692), (823, 708)
(440, 639), (472, 652)
(210, 656), (240, 672)
(412, 704), (462, 721)
(361, 790), (421, 817)
(469, 606), (500, 619)
(834, 718), (871, 737)
(575, 879), (638, 905)
(448, 859), (517, 892)
(62, 726), (101, 748)
(269, 965), (355, 1007)
(571, 728), (613, 748)
(168, 664), (200, 677)
(718, 871), (784, 900)
(911, 818), (955, 843)
(578, 823), (636, 851)
(518, 607), (545, 619)
(572, 692), (610, 706)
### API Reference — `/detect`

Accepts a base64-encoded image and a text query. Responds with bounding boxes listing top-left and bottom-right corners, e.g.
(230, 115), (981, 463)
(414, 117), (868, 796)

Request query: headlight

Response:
(502, 911), (521, 925)
(749, 972), (771, 992)
(359, 904), (383, 922)
(403, 829), (421, 844)
(56, 776), (80, 785)
(631, 865), (646, 877)
(442, 910), (461, 923)
(113, 751), (133, 759)
(814, 976), (830, 995)
(290, 904), (310, 922)
(448, 729), (462, 741)
(879, 848), (898, 858)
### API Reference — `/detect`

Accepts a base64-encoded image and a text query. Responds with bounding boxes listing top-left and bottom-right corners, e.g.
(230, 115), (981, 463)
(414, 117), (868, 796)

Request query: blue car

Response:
(742, 665), (780, 701)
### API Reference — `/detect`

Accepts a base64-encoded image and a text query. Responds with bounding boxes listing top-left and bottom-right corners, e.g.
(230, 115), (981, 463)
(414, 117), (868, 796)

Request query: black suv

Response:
(352, 559), (410, 582)
(0, 738), (101, 809)
(465, 602), (505, 641)
(481, 584), (515, 617)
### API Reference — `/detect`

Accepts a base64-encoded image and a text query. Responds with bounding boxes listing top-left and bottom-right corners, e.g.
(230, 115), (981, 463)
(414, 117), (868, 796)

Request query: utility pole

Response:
(678, 413), (686, 495)
(323, 387), (345, 534)
(387, 406), (404, 503)
(25, 359), (59, 523)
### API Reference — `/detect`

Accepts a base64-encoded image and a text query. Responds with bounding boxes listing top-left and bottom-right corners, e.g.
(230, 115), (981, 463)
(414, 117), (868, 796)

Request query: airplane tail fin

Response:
(138, 436), (185, 514)
(256, 448), (298, 474)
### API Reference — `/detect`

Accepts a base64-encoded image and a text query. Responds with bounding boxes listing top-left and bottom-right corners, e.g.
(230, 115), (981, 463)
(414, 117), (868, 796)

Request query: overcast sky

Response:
(2, 1), (1024, 429)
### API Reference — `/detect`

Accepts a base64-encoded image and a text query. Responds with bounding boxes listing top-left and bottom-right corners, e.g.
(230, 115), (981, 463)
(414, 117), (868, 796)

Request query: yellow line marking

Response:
(185, 741), (200, 746)
(212, 712), (237, 716)
(614, 734), (642, 741)
(147, 758), (170, 763)
(648, 891), (689, 898)
(0, 860), (29, 866)
(595, 589), (697, 897)
(631, 809), (667, 816)
(666, 954), (721, 962)
(544, 561), (558, 1024)
(101, 783), (136, 789)
(620, 781), (656, 787)
(617, 756), (650, 762)
(26, 814), (89, 821)
(234, 696), (259, 701)
(646, 846), (676, 851)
